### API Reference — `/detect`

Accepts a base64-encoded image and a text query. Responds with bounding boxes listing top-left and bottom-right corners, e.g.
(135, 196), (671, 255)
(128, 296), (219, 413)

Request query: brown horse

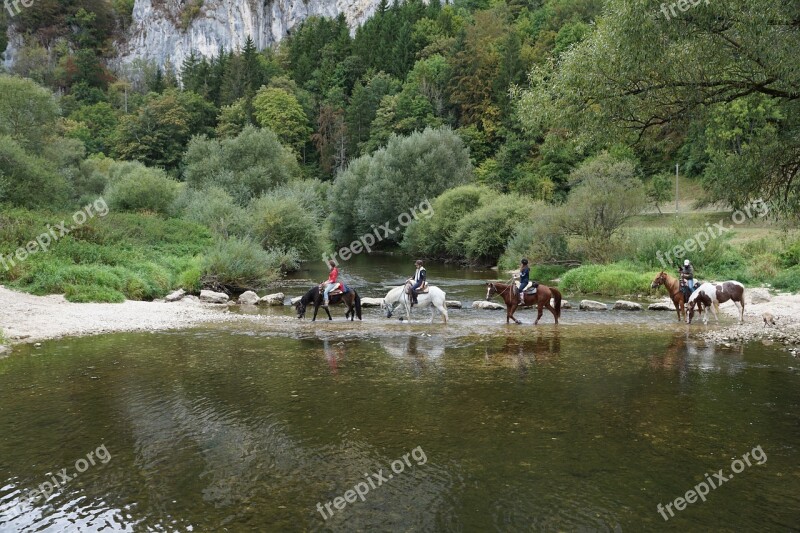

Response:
(651, 271), (686, 321)
(486, 281), (562, 325)
(295, 285), (362, 322)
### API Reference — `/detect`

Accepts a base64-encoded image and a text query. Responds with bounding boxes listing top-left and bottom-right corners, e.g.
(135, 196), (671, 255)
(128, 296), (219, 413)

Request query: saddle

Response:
(322, 282), (348, 296)
(405, 281), (428, 294)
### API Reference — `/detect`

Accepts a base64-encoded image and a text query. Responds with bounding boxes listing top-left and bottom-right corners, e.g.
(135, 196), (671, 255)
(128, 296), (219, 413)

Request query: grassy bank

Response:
(0, 208), (216, 302)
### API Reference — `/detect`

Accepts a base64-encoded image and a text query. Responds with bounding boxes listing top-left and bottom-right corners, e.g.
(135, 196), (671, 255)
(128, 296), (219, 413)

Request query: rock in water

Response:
(259, 293), (285, 306)
(648, 303), (674, 311)
(290, 296), (303, 306)
(613, 300), (642, 311)
(749, 288), (771, 304)
(446, 300), (463, 309)
(238, 291), (260, 305)
(165, 289), (186, 302)
(360, 297), (384, 308)
(579, 300), (608, 311)
(472, 301), (505, 310)
(552, 298), (571, 309)
(200, 290), (229, 304)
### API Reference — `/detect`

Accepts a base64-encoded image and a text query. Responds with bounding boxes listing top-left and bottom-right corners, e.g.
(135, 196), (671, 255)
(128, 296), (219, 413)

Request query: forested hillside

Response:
(0, 0), (798, 301)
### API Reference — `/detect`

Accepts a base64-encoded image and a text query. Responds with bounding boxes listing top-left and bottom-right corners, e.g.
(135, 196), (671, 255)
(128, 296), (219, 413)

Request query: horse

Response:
(382, 285), (449, 323)
(295, 284), (362, 322)
(486, 281), (562, 325)
(650, 271), (687, 321)
(686, 281), (746, 325)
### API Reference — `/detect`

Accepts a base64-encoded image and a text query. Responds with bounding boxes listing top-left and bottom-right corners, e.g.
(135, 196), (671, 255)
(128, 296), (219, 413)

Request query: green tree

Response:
(0, 75), (60, 151)
(253, 87), (312, 157)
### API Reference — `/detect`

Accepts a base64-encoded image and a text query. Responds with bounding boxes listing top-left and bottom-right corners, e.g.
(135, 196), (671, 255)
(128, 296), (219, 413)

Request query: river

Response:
(1, 255), (798, 531)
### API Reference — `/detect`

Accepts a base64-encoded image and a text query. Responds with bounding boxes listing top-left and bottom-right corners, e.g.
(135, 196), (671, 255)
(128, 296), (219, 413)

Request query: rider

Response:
(408, 259), (426, 307)
(515, 258), (538, 305)
(680, 259), (695, 291)
(322, 259), (339, 307)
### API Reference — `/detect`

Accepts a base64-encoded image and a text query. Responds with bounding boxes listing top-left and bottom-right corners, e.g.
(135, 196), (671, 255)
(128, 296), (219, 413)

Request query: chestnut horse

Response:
(651, 271), (686, 321)
(486, 281), (562, 325)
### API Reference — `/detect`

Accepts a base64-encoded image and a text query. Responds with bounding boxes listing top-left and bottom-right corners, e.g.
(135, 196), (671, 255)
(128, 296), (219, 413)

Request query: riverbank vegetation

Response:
(0, 0), (798, 300)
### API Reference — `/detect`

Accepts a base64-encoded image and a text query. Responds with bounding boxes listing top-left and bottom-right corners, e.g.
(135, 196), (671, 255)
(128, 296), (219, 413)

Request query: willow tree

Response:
(517, 0), (800, 213)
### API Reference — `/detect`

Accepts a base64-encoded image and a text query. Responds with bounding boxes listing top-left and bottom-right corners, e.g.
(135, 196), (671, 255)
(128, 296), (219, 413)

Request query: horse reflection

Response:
(484, 330), (562, 374)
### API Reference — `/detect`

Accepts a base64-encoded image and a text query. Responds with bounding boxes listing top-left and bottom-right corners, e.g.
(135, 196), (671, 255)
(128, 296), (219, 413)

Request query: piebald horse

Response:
(687, 281), (746, 324)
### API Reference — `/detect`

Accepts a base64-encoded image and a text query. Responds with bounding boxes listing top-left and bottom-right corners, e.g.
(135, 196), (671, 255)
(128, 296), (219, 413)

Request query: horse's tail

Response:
(355, 291), (362, 320)
(551, 287), (562, 319)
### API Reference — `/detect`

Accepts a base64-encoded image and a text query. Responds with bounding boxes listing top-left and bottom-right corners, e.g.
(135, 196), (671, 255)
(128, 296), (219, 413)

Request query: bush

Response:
(500, 203), (570, 269)
(248, 195), (322, 259)
(402, 185), (491, 258)
(0, 136), (70, 208)
(450, 194), (532, 264)
(559, 263), (657, 295)
(181, 186), (248, 238)
(104, 164), (179, 215)
(201, 237), (298, 290)
(772, 265), (800, 292)
(183, 126), (300, 204)
(329, 127), (473, 245)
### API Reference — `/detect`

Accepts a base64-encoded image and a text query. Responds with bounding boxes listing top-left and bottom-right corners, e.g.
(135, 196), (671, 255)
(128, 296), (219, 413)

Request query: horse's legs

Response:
(325, 306), (333, 321)
(312, 304), (320, 322)
(713, 302), (720, 323)
(543, 301), (557, 324)
(676, 298), (683, 321)
(534, 302), (544, 325)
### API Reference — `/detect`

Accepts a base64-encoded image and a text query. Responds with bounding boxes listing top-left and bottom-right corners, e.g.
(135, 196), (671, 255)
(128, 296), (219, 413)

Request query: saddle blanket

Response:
(325, 282), (348, 296)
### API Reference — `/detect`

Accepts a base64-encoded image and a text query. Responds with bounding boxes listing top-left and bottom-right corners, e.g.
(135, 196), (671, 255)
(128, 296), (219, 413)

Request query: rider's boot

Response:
(323, 298), (329, 307)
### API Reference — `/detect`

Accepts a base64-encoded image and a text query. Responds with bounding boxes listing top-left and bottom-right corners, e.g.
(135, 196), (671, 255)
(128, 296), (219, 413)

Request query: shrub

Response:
(772, 265), (800, 293)
(559, 263), (657, 295)
(329, 127), (473, 245)
(183, 126), (300, 204)
(402, 185), (491, 258)
(0, 136), (70, 208)
(248, 195), (322, 259)
(104, 164), (179, 215)
(500, 203), (570, 270)
(182, 186), (248, 238)
(450, 194), (532, 264)
(201, 237), (297, 290)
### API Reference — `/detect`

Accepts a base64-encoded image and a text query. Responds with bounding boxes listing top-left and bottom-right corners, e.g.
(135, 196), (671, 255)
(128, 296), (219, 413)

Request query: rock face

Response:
(472, 301), (505, 310)
(165, 289), (186, 302)
(648, 302), (675, 311)
(360, 297), (384, 308)
(200, 290), (230, 304)
(613, 300), (642, 311)
(749, 288), (771, 304)
(115, 0), (382, 70)
(259, 292), (285, 306)
(238, 291), (260, 305)
(579, 300), (608, 311)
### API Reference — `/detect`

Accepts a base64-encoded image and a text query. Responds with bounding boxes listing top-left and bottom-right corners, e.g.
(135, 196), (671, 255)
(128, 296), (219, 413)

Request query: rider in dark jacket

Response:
(409, 259), (426, 306)
(680, 259), (695, 291)
(516, 258), (538, 305)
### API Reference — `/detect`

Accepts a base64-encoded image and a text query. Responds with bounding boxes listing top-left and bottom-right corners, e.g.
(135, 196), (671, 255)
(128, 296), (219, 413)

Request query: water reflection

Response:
(649, 332), (746, 376)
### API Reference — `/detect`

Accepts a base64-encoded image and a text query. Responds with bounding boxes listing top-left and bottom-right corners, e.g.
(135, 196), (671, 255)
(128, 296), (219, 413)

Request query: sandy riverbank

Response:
(0, 285), (241, 346)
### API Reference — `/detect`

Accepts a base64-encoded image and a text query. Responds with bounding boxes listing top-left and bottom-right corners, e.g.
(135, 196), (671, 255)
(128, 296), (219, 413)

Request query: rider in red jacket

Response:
(323, 260), (339, 307)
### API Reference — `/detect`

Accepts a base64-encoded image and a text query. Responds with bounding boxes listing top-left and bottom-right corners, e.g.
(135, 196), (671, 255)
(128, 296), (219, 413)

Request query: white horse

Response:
(382, 285), (449, 323)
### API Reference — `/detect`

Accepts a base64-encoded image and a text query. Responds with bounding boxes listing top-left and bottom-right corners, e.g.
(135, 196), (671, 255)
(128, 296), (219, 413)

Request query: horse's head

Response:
(486, 282), (497, 301)
(383, 299), (394, 318)
(651, 271), (667, 289)
(295, 300), (307, 319)
(686, 299), (696, 324)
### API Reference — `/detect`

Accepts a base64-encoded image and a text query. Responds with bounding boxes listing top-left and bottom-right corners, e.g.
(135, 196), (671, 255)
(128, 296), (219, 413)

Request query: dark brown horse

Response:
(650, 271), (686, 321)
(486, 281), (562, 325)
(295, 285), (362, 322)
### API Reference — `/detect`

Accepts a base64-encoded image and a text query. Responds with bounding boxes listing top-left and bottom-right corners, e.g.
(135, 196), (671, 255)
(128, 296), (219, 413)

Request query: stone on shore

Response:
(200, 290), (229, 304)
(749, 288), (771, 304)
(648, 303), (674, 311)
(238, 291), (260, 305)
(360, 297), (384, 308)
(579, 300), (608, 311)
(165, 289), (186, 302)
(259, 292), (285, 306)
(613, 300), (642, 311)
(473, 301), (505, 310)
(446, 300), (462, 309)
